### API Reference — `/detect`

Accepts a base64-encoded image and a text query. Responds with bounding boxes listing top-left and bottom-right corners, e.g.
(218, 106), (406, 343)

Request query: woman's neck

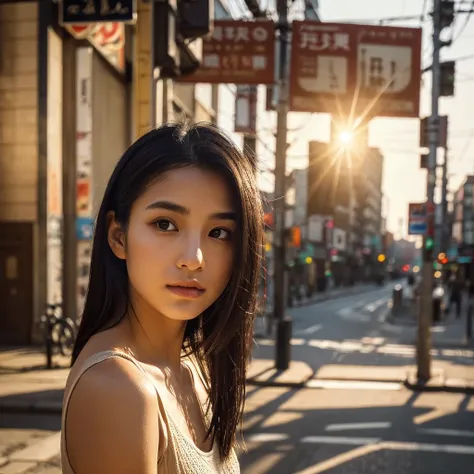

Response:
(124, 296), (186, 373)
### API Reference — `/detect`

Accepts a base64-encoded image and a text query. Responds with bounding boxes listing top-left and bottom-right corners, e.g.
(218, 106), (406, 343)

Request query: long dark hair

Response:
(71, 122), (264, 459)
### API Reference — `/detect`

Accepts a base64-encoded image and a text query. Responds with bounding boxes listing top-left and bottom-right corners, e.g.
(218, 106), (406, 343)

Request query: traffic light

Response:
(377, 254), (386, 263)
(437, 252), (449, 265)
(424, 236), (434, 261)
(440, 0), (455, 29)
(440, 61), (455, 97)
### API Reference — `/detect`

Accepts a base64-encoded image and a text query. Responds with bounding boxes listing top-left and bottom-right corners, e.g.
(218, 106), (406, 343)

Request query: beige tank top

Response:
(60, 350), (240, 473)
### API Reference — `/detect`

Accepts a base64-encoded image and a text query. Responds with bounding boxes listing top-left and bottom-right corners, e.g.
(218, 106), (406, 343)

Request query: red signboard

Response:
(177, 20), (275, 85)
(290, 21), (422, 118)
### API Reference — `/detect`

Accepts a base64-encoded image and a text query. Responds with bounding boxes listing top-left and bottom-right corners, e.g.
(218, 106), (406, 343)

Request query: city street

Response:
(240, 385), (474, 473)
(243, 283), (474, 473)
(253, 282), (474, 381)
(2, 284), (473, 473)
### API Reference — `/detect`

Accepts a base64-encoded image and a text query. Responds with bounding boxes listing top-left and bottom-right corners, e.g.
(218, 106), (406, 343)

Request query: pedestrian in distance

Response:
(448, 271), (463, 319)
(61, 123), (264, 474)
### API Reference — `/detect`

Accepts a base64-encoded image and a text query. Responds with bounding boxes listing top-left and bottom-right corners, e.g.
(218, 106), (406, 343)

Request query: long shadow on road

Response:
(239, 386), (474, 474)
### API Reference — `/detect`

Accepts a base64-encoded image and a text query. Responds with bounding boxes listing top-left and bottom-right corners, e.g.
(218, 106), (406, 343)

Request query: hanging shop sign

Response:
(290, 21), (422, 118)
(177, 20), (275, 85)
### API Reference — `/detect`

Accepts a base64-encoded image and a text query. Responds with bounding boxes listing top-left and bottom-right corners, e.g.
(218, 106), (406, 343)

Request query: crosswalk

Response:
(255, 336), (474, 360)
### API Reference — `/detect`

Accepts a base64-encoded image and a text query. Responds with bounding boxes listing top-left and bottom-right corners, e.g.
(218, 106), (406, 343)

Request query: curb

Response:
(246, 374), (474, 394)
(403, 380), (474, 395)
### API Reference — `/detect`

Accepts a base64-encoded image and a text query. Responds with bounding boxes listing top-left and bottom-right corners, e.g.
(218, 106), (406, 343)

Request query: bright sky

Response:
(218, 0), (474, 238)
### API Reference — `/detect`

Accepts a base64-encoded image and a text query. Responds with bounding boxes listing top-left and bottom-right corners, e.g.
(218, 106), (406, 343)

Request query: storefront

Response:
(0, 2), (131, 344)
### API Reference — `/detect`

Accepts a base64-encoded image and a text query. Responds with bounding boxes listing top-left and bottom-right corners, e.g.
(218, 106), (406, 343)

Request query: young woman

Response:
(61, 123), (264, 473)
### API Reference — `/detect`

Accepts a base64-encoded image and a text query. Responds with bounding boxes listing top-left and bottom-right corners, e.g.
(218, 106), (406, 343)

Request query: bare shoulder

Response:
(65, 356), (159, 474)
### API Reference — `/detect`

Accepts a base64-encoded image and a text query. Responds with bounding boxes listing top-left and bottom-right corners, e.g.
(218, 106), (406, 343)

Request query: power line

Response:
(451, 0), (474, 43)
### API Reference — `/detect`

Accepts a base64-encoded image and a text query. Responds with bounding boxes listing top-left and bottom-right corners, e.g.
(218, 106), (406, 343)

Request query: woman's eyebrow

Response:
(145, 200), (189, 214)
(145, 201), (236, 220)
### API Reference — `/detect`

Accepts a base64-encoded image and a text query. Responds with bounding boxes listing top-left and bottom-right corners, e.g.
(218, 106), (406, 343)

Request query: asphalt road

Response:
(253, 283), (474, 376)
(240, 385), (474, 474)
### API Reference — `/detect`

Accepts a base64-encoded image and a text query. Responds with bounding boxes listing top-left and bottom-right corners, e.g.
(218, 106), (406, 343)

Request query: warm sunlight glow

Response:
(338, 130), (353, 144)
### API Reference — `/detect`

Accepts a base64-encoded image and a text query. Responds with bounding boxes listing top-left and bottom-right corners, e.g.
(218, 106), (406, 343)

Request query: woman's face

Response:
(113, 166), (237, 322)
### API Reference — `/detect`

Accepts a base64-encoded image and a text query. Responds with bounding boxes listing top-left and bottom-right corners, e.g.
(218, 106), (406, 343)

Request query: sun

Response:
(338, 130), (353, 145)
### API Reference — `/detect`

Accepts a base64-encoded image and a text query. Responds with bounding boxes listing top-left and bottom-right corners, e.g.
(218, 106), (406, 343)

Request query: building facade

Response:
(0, 0), (226, 345)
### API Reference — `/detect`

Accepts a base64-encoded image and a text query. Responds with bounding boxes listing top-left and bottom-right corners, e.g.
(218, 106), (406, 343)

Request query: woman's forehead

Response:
(137, 167), (236, 211)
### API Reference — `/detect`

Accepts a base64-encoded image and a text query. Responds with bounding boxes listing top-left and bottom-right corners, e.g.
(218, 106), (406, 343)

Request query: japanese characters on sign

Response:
(177, 20), (275, 85)
(290, 21), (422, 118)
(61, 0), (135, 24)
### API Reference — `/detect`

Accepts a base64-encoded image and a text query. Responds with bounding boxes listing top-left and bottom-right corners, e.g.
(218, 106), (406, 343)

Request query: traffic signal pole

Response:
(418, 0), (442, 382)
(273, 0), (292, 370)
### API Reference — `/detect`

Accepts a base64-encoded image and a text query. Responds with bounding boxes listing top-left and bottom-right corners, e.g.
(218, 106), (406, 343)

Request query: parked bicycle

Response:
(39, 303), (77, 368)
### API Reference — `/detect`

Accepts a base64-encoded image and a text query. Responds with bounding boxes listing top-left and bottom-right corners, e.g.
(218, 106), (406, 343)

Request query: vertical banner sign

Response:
(290, 22), (422, 118)
(177, 20), (275, 85)
(47, 29), (64, 305)
(76, 47), (94, 318)
(65, 23), (126, 73)
(234, 85), (258, 135)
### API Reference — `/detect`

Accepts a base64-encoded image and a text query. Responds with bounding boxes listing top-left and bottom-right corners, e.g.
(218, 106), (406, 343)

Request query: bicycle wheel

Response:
(52, 320), (75, 357)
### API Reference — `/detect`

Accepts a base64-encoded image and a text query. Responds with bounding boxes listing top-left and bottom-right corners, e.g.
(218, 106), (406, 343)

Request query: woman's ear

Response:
(107, 211), (126, 260)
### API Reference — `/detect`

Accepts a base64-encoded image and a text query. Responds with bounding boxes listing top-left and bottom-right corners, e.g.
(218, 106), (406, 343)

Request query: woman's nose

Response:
(176, 239), (204, 271)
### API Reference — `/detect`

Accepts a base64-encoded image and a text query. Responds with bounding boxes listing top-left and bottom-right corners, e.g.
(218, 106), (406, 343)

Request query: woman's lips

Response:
(166, 285), (205, 298)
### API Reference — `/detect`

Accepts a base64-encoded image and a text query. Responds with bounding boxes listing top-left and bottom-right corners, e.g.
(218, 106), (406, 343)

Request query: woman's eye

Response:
(155, 219), (177, 232)
(209, 228), (231, 240)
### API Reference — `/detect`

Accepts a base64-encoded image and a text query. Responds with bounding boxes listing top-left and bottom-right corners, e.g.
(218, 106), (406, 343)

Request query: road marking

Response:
(302, 324), (322, 335)
(306, 379), (402, 391)
(382, 440), (474, 455)
(246, 433), (474, 456)
(418, 428), (474, 438)
(295, 443), (382, 474)
(413, 408), (456, 425)
(325, 422), (392, 432)
(337, 307), (352, 317)
(246, 433), (289, 442)
(301, 435), (381, 445)
(365, 298), (387, 312)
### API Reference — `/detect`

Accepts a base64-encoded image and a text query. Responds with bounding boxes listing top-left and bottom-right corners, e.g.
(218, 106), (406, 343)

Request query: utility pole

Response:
(273, 0), (292, 370)
(441, 145), (449, 252)
(418, 0), (442, 382)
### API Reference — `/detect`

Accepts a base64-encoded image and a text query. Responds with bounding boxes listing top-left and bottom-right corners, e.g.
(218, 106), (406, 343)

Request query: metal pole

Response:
(418, 0), (441, 382)
(274, 0), (291, 370)
(441, 145), (448, 252)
